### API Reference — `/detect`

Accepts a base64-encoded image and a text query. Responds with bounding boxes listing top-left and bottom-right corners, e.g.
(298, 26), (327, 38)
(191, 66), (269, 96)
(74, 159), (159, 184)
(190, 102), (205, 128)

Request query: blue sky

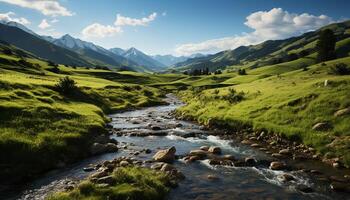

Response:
(0, 0), (349, 56)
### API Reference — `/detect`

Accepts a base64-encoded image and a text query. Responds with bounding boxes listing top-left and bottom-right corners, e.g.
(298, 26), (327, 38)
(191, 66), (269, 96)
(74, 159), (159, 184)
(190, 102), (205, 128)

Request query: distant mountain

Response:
(151, 53), (206, 67)
(109, 48), (125, 56)
(52, 34), (138, 68)
(0, 21), (38, 36)
(174, 20), (350, 72)
(0, 23), (97, 67)
(121, 47), (166, 71)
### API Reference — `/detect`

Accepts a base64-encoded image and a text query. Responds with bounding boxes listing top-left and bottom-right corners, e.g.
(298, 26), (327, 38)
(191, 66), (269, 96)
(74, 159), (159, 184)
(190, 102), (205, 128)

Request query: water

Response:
(3, 94), (349, 199)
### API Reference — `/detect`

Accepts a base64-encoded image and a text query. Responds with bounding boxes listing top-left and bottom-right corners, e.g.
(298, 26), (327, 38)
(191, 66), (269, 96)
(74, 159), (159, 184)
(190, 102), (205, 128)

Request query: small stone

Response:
(332, 162), (340, 168)
(296, 185), (313, 193)
(151, 126), (162, 131)
(207, 175), (219, 180)
(310, 170), (321, 174)
(334, 107), (350, 117)
(272, 153), (284, 158)
(145, 149), (152, 154)
(241, 140), (252, 145)
(120, 160), (129, 167)
(312, 122), (332, 131)
(83, 167), (95, 172)
(189, 149), (208, 159)
(222, 155), (235, 161)
(251, 143), (260, 147)
(279, 149), (291, 155)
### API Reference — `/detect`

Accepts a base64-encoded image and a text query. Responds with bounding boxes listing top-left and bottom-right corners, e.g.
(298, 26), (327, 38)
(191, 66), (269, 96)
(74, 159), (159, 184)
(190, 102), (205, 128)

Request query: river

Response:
(4, 94), (350, 200)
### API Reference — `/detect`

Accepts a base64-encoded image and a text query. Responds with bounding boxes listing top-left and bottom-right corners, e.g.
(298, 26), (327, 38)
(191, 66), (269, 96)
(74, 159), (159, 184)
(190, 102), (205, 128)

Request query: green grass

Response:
(0, 53), (166, 182)
(176, 56), (350, 166)
(48, 167), (171, 200)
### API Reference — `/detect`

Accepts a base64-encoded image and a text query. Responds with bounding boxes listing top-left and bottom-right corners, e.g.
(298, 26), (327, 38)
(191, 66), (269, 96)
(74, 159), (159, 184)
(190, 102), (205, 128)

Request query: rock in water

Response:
(153, 146), (176, 163)
(208, 146), (221, 154)
(270, 161), (286, 170)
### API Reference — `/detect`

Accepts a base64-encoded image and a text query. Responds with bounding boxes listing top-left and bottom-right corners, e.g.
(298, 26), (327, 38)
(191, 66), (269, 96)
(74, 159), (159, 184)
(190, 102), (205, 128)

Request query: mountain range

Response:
(0, 21), (193, 72)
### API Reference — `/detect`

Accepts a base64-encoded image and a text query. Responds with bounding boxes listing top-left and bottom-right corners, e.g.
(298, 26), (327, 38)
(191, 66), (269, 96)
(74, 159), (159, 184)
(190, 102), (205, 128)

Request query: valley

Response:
(0, 6), (350, 200)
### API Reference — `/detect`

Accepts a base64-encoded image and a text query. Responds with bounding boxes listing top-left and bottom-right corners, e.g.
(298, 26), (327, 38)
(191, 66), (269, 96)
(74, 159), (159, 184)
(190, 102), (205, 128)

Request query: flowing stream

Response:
(4, 94), (350, 200)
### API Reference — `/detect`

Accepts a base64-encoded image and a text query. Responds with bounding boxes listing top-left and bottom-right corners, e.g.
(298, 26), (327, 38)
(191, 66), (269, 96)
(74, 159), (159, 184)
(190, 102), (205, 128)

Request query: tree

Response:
(316, 29), (336, 62)
(55, 76), (77, 95)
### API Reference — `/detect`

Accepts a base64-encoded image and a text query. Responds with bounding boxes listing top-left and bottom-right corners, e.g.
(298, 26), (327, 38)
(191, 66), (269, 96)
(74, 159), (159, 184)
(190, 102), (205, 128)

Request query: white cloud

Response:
(115, 12), (157, 26)
(0, 0), (73, 17)
(175, 8), (333, 56)
(51, 18), (59, 23)
(38, 19), (50, 29)
(0, 11), (30, 24)
(82, 23), (123, 38)
(82, 12), (157, 38)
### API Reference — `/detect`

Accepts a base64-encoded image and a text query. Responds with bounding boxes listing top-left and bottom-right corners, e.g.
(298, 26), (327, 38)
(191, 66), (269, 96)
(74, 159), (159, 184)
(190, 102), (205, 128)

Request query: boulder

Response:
(105, 143), (118, 152)
(245, 157), (257, 166)
(96, 175), (115, 185)
(200, 146), (210, 151)
(151, 162), (165, 170)
(312, 122), (332, 131)
(90, 143), (106, 155)
(153, 146), (176, 163)
(208, 146), (221, 154)
(330, 182), (350, 192)
(278, 174), (295, 182)
(270, 161), (286, 170)
(151, 126), (162, 131)
(189, 149), (208, 159)
(334, 107), (350, 117)
(160, 163), (176, 172)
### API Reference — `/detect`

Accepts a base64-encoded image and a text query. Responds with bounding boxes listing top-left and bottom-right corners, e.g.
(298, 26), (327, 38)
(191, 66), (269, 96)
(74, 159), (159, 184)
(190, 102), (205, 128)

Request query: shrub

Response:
(222, 88), (245, 103)
(55, 76), (77, 95)
(330, 63), (350, 75)
(238, 69), (247, 75)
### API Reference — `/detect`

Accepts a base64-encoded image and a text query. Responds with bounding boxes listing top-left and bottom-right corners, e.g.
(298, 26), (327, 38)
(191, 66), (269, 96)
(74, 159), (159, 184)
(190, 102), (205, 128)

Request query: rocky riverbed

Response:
(5, 94), (350, 200)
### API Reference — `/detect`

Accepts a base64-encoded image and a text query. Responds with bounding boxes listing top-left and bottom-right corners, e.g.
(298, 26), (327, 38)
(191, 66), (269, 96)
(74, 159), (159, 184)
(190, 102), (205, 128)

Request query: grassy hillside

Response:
(172, 20), (350, 73)
(0, 46), (165, 182)
(175, 56), (350, 166)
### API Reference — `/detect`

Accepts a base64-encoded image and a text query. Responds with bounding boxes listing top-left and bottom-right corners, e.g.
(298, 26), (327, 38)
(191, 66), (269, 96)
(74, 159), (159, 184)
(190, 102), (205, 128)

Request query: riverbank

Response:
(0, 63), (166, 188)
(175, 57), (350, 169)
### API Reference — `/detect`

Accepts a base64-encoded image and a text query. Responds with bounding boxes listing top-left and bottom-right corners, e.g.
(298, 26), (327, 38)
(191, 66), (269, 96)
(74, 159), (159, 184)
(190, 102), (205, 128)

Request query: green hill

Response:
(173, 20), (350, 73)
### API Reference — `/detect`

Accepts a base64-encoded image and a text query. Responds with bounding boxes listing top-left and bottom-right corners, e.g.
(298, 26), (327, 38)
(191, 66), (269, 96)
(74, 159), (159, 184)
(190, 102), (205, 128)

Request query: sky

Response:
(0, 0), (349, 56)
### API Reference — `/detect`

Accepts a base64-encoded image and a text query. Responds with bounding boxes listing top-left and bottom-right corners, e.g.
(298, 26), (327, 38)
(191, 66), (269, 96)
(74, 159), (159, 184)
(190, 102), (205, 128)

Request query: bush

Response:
(238, 69), (247, 75)
(222, 88), (245, 103)
(55, 76), (77, 95)
(330, 63), (350, 75)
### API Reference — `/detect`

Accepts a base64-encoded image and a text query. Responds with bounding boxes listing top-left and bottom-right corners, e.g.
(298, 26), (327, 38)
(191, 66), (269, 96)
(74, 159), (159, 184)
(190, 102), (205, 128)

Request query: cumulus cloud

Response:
(38, 19), (50, 29)
(175, 8), (334, 56)
(82, 12), (157, 38)
(0, 0), (73, 17)
(0, 11), (30, 24)
(82, 23), (123, 38)
(115, 12), (157, 26)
